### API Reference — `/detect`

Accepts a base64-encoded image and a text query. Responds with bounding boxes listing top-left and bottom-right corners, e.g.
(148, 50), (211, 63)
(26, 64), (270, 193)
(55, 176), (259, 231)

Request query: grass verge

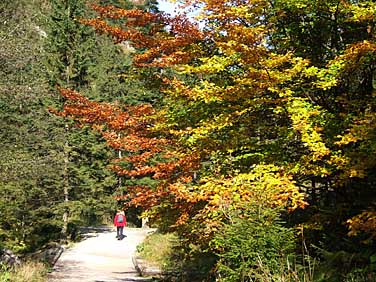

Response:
(137, 231), (179, 271)
(0, 261), (48, 282)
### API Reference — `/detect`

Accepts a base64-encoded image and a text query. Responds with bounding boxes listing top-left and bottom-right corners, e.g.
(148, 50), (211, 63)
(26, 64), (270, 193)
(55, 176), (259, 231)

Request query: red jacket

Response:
(114, 213), (127, 227)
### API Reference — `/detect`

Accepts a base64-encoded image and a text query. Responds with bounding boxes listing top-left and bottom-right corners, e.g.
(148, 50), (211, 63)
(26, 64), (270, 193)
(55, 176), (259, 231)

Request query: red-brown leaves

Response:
(58, 4), (245, 229)
(90, 4), (159, 24)
(54, 87), (148, 131)
(81, 4), (204, 67)
(52, 88), (202, 214)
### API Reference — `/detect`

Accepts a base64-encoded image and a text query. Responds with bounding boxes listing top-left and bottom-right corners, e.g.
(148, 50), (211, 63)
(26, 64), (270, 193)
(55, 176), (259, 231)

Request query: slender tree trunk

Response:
(62, 34), (73, 236)
(118, 133), (122, 188)
(62, 124), (69, 237)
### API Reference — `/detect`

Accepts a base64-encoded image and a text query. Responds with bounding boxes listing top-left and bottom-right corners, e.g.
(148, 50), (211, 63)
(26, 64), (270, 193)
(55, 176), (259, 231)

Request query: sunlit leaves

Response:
(60, 0), (376, 256)
(332, 110), (376, 179)
(287, 98), (329, 163)
(81, 4), (204, 67)
(199, 164), (307, 212)
(51, 87), (203, 218)
(347, 1), (376, 22)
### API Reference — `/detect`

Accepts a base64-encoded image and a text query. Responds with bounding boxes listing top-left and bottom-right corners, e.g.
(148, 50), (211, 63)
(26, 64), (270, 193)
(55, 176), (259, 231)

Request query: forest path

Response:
(48, 227), (155, 282)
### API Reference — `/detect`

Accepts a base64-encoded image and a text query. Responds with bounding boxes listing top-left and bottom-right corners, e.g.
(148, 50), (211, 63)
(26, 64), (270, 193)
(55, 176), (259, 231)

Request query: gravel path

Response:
(48, 227), (155, 282)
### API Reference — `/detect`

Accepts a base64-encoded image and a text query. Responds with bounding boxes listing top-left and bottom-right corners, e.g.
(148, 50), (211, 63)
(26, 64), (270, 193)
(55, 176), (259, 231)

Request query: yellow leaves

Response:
(335, 134), (359, 145)
(199, 164), (307, 213)
(335, 111), (376, 146)
(223, 5), (249, 18)
(347, 210), (376, 243)
(301, 41), (375, 92)
(314, 59), (345, 90)
(286, 97), (337, 177)
(303, 66), (319, 77)
(328, 153), (349, 169)
(347, 1), (376, 22)
(339, 41), (376, 71)
(190, 80), (226, 102)
(223, 25), (264, 45)
(186, 55), (236, 74)
(211, 194), (222, 206)
(294, 2), (308, 9)
(331, 111), (376, 181)
(288, 98), (330, 161)
(185, 110), (248, 146)
(348, 169), (365, 178)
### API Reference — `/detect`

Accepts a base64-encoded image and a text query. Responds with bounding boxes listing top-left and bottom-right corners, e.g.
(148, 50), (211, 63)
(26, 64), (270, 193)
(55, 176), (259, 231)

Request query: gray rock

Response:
(0, 249), (21, 267)
(29, 242), (64, 266)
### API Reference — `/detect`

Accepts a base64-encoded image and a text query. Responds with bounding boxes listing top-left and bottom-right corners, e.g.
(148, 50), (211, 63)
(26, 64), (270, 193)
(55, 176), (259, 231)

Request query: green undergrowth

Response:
(0, 261), (48, 282)
(136, 231), (180, 271)
(136, 229), (374, 281)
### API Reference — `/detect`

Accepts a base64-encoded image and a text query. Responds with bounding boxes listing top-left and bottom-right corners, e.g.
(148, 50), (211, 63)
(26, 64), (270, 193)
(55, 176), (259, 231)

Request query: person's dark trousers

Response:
(117, 226), (124, 238)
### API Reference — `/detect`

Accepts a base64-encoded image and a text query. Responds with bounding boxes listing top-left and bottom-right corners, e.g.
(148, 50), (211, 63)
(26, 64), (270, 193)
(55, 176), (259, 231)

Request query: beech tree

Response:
(55, 0), (375, 279)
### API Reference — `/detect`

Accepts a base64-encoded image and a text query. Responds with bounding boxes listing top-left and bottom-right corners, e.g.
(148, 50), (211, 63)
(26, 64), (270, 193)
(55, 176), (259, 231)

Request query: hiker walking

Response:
(114, 210), (127, 240)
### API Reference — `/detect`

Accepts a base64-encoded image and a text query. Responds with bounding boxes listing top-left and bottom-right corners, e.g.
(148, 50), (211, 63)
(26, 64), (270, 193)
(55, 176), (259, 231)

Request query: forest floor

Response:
(47, 226), (159, 282)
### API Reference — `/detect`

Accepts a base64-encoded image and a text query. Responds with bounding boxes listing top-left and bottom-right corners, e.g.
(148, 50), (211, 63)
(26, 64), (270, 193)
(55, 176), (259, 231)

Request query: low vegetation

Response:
(0, 261), (48, 282)
(137, 232), (179, 271)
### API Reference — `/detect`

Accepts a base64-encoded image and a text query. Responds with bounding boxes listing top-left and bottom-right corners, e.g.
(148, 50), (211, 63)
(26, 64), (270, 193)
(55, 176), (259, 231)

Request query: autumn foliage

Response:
(81, 4), (204, 67)
(52, 87), (203, 218)
(53, 0), (376, 277)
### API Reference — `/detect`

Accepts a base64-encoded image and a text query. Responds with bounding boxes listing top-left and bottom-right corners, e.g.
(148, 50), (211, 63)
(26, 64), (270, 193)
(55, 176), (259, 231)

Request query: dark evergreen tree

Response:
(0, 0), (68, 252)
(43, 0), (162, 233)
(0, 0), (169, 253)
(43, 0), (121, 237)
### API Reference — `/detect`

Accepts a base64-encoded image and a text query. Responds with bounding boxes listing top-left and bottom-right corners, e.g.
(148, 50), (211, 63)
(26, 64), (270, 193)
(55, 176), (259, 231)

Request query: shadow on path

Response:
(48, 227), (158, 282)
(77, 226), (114, 240)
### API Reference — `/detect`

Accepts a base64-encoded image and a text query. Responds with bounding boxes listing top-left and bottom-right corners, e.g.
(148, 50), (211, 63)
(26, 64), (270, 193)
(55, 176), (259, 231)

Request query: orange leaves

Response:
(54, 87), (154, 132)
(341, 40), (376, 62)
(110, 152), (200, 180)
(122, 185), (163, 209)
(329, 40), (376, 80)
(53, 87), (197, 175)
(53, 88), (204, 223)
(90, 4), (159, 24)
(81, 4), (204, 67)
(80, 17), (152, 46)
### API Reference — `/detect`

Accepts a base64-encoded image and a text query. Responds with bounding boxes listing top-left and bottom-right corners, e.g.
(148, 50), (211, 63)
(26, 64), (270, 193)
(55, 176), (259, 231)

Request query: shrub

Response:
(212, 206), (297, 282)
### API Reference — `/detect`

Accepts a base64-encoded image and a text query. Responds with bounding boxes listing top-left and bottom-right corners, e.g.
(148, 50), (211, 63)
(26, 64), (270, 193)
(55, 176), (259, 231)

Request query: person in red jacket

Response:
(114, 210), (127, 240)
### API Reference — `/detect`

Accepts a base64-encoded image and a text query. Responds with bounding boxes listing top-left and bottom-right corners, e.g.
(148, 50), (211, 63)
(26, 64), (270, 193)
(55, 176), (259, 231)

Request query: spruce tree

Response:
(0, 0), (68, 252)
(43, 0), (120, 237)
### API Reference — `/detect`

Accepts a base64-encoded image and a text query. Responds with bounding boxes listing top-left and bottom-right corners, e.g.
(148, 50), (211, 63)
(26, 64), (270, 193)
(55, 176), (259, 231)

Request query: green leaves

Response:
(213, 204), (296, 282)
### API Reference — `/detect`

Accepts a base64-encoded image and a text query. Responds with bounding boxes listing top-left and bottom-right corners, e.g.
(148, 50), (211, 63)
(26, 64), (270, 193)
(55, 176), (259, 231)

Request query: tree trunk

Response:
(62, 124), (69, 237)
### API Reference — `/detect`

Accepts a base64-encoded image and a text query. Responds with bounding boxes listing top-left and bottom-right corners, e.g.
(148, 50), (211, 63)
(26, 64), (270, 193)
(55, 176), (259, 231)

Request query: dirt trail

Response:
(48, 227), (155, 282)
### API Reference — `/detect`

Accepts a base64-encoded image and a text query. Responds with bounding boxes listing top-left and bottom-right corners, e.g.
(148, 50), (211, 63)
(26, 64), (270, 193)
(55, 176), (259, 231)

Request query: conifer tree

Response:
(44, 0), (162, 234)
(0, 0), (68, 251)
(44, 0), (120, 237)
